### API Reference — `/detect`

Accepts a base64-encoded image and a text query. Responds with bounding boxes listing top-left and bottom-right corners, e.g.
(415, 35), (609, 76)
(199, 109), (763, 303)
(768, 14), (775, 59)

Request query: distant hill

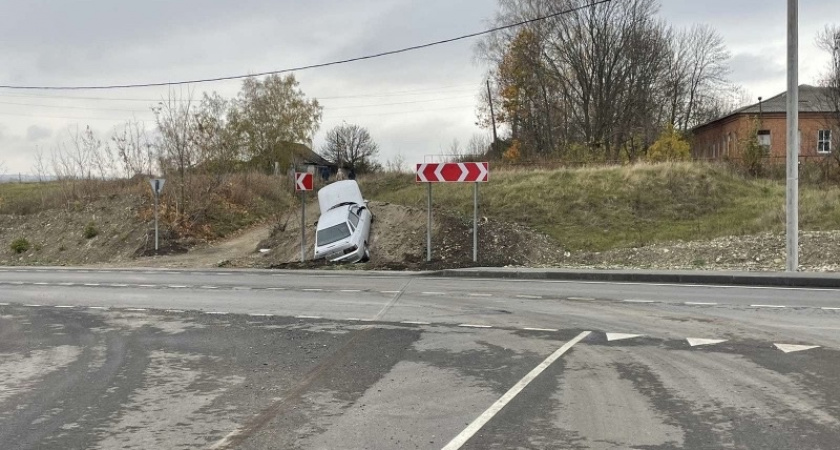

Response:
(0, 174), (54, 183)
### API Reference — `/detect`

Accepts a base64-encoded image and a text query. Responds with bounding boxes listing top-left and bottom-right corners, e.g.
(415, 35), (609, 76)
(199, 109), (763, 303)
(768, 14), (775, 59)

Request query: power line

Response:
(0, 83), (478, 103)
(0, 0), (612, 91)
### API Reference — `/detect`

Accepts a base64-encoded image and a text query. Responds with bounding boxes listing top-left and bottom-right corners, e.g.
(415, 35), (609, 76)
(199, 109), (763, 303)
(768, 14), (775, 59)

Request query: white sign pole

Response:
(149, 179), (165, 252)
(427, 183), (432, 262)
(154, 192), (159, 251)
(301, 192), (306, 263)
(473, 182), (478, 263)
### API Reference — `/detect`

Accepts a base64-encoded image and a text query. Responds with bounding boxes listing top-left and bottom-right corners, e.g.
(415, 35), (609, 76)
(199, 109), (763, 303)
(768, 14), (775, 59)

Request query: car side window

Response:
(348, 210), (360, 228)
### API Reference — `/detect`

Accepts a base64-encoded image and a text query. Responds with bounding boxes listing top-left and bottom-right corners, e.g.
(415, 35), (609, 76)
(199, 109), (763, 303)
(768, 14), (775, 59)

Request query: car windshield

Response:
(317, 223), (352, 246)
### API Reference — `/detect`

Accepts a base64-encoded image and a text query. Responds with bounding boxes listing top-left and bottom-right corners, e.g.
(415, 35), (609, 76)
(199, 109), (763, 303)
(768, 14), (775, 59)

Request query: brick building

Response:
(691, 85), (838, 161)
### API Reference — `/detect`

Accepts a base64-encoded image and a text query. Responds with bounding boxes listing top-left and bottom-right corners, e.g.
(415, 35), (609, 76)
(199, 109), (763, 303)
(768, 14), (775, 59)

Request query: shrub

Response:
(84, 222), (99, 239)
(647, 125), (690, 163)
(11, 238), (30, 254)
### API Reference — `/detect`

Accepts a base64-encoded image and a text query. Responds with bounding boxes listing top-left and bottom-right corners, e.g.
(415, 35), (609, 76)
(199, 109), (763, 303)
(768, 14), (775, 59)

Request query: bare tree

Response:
(320, 123), (380, 172)
(816, 25), (840, 169)
(153, 88), (198, 215)
(111, 119), (154, 178)
(31, 146), (48, 182)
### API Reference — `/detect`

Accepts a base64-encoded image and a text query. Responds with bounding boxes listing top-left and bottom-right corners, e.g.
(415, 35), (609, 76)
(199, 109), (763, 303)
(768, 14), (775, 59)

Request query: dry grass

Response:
(360, 162), (840, 251)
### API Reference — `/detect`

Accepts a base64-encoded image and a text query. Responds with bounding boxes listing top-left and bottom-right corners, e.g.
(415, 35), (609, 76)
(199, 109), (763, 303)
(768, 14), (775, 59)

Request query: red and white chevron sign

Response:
(415, 162), (489, 183)
(295, 172), (313, 191)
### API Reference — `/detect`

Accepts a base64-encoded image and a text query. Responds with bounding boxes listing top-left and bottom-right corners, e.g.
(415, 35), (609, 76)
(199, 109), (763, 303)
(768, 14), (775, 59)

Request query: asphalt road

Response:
(1, 267), (839, 449)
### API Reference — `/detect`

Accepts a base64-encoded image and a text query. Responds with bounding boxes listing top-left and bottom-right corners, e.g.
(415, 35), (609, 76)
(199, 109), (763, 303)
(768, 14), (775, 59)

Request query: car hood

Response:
(317, 180), (364, 215)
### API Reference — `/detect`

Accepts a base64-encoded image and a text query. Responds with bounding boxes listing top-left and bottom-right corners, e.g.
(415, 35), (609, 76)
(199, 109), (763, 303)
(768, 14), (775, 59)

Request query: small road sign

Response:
(149, 178), (165, 195)
(148, 178), (165, 252)
(415, 162), (489, 183)
(295, 172), (313, 191)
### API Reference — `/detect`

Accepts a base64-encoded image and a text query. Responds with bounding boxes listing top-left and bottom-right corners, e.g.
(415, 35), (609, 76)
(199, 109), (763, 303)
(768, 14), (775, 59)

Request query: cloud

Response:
(26, 125), (51, 142)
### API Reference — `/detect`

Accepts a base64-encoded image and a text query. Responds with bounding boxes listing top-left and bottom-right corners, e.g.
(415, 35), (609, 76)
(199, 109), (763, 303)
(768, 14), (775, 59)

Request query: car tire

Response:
(361, 246), (370, 263)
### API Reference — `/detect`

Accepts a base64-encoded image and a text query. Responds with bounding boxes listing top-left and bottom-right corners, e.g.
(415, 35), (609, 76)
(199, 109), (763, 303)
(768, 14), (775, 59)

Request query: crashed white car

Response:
(314, 180), (372, 263)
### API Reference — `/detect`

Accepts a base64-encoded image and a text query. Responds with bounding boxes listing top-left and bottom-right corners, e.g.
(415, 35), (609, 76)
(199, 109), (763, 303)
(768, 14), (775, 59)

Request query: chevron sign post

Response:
(294, 172), (313, 262)
(415, 162), (489, 183)
(416, 162), (490, 262)
(295, 172), (313, 191)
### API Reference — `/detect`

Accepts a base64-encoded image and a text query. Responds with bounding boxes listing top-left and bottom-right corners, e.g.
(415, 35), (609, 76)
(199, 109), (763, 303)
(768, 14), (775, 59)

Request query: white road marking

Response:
(201, 286), (219, 289)
(302, 288), (323, 292)
(10, 282), (24, 285)
(0, 303), (8, 306)
(24, 304), (41, 307)
(687, 338), (728, 347)
(421, 292), (446, 296)
(606, 333), (643, 342)
(54, 305), (74, 309)
(33, 282), (49, 285)
(340, 289), (362, 293)
(685, 302), (718, 306)
(400, 321), (431, 325)
(83, 283), (101, 287)
(468, 293), (493, 297)
(296, 315), (323, 319)
(125, 308), (147, 312)
(266, 287), (285, 291)
(568, 297), (595, 301)
(523, 327), (558, 332)
(88, 306), (108, 310)
(136, 284), (156, 288)
(58, 282), (75, 286)
(774, 343), (820, 353)
(516, 295), (542, 299)
(751, 304), (786, 309)
(168, 285), (189, 289)
(442, 331), (591, 450)
(624, 299), (656, 303)
(507, 278), (839, 292)
(380, 290), (401, 294)
(458, 324), (493, 329)
(822, 307), (840, 311)
(165, 309), (185, 313)
(206, 312), (228, 315)
(249, 313), (272, 317)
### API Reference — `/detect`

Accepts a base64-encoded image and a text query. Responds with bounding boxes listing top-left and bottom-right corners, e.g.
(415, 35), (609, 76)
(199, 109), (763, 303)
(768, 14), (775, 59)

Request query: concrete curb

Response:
(428, 268), (840, 288)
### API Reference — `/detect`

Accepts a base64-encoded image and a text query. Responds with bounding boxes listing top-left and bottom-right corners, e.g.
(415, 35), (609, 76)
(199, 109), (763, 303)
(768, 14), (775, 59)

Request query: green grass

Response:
(360, 163), (840, 252)
(0, 182), (60, 215)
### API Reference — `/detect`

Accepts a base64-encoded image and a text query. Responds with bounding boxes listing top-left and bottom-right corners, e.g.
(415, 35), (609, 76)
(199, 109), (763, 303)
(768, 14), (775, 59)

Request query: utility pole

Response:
(486, 79), (498, 150)
(786, 0), (799, 272)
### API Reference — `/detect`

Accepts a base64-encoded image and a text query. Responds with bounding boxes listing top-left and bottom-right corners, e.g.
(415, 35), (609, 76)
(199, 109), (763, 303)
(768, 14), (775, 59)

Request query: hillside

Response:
(359, 163), (840, 252)
(1, 163), (839, 271)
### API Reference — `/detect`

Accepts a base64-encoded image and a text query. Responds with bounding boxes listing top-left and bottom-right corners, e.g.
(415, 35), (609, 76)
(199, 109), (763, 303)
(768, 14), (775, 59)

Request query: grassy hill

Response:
(360, 163), (840, 252)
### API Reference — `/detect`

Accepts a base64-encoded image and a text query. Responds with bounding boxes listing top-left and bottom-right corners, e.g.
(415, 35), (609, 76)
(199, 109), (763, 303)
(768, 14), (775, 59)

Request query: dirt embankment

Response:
(2, 196), (840, 273)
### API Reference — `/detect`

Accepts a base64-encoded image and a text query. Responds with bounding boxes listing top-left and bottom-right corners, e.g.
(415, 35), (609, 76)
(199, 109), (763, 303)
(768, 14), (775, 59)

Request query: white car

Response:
(314, 180), (372, 263)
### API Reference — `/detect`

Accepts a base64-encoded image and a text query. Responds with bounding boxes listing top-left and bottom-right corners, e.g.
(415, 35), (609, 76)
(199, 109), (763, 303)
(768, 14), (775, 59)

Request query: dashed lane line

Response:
(295, 315), (323, 320)
(624, 299), (656, 304)
(400, 321), (431, 325)
(442, 331), (592, 450)
(568, 296), (596, 301)
(685, 302), (718, 306)
(523, 327), (559, 332)
(468, 293), (493, 297)
(516, 295), (542, 299)
(751, 304), (787, 309)
(458, 324), (493, 329)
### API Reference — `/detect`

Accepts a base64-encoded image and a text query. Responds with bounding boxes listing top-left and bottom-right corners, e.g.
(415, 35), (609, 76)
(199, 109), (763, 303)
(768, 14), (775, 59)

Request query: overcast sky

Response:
(0, 0), (838, 174)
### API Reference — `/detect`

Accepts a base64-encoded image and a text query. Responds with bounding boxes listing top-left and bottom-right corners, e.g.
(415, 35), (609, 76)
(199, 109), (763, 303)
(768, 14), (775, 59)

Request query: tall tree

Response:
(230, 74), (322, 172)
(320, 123), (380, 173)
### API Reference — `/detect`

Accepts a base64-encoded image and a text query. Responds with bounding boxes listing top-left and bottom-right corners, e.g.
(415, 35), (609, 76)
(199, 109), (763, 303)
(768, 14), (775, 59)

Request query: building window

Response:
(818, 130), (832, 154)
(757, 130), (771, 152)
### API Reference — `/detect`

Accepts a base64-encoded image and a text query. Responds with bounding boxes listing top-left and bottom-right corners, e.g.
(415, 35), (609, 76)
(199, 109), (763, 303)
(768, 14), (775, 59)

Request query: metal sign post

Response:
(427, 183), (432, 262)
(473, 182), (478, 263)
(416, 162), (489, 263)
(786, 0), (799, 272)
(294, 172), (314, 262)
(149, 179), (165, 251)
